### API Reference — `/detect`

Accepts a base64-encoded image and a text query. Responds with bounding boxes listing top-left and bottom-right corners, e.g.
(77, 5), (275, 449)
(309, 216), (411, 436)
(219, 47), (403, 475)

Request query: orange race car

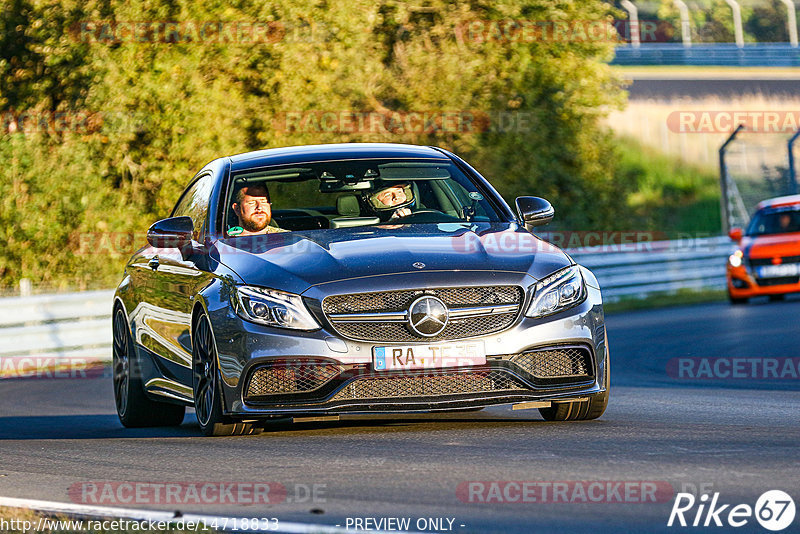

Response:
(727, 194), (800, 304)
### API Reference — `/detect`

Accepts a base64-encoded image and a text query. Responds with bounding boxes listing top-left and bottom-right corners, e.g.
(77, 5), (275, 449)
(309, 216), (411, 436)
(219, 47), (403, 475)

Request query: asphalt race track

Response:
(627, 78), (800, 99)
(1, 299), (799, 533)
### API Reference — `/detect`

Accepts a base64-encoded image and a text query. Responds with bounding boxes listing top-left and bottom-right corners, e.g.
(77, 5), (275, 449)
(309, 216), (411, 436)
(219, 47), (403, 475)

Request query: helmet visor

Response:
(367, 183), (414, 211)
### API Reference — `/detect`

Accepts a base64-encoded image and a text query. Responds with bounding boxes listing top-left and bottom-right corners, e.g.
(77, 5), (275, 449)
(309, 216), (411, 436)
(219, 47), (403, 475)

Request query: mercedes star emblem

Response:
(408, 296), (449, 337)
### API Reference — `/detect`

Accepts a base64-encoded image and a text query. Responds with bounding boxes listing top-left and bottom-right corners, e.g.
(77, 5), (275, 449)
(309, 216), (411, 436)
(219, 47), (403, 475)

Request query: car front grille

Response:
(329, 370), (527, 401)
(755, 276), (800, 286)
(246, 362), (341, 397)
(508, 347), (592, 379)
(323, 286), (522, 313)
(331, 313), (518, 343)
(322, 286), (523, 342)
(242, 348), (594, 405)
(749, 255), (800, 268)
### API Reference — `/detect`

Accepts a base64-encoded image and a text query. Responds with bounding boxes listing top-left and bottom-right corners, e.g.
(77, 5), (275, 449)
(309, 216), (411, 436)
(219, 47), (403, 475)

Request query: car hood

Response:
(213, 223), (571, 295)
(742, 232), (800, 258)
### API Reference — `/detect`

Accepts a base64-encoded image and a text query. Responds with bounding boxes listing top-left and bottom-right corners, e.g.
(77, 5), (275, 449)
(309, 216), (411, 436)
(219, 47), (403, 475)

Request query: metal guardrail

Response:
(0, 236), (734, 365)
(570, 235), (733, 300)
(613, 43), (800, 66)
(0, 290), (114, 370)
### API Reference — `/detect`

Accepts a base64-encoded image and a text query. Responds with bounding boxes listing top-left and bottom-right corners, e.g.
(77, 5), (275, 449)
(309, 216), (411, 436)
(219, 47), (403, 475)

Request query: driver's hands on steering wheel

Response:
(390, 207), (412, 219)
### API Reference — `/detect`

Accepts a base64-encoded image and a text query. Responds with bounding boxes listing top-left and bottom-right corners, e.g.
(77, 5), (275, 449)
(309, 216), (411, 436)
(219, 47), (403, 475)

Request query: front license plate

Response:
(373, 342), (486, 371)
(756, 263), (800, 278)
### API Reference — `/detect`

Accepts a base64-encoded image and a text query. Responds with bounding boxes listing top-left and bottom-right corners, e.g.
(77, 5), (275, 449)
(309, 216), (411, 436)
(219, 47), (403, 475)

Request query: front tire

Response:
(192, 314), (262, 437)
(728, 292), (748, 305)
(113, 308), (185, 428)
(539, 339), (610, 422)
(538, 391), (608, 421)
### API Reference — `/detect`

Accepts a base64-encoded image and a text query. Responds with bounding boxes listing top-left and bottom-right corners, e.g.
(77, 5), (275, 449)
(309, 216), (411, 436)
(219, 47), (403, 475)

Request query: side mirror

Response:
(147, 216), (194, 251)
(515, 196), (554, 230)
(728, 227), (743, 241)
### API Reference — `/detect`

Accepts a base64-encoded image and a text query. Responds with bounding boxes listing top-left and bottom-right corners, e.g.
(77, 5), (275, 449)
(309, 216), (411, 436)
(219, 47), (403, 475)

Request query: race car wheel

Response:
(728, 292), (748, 305)
(113, 307), (185, 428)
(540, 342), (610, 422)
(539, 391), (608, 421)
(193, 314), (262, 437)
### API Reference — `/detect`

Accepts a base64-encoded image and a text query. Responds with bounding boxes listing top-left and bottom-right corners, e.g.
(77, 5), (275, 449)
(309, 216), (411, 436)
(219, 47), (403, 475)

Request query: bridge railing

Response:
(613, 43), (800, 66)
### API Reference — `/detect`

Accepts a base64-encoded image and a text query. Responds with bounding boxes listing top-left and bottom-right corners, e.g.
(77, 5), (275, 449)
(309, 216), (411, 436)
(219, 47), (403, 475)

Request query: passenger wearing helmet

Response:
(366, 183), (415, 221)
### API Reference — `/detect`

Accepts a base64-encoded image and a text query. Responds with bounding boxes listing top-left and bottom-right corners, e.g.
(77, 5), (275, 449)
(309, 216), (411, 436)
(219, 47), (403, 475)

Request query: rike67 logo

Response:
(668, 490), (795, 531)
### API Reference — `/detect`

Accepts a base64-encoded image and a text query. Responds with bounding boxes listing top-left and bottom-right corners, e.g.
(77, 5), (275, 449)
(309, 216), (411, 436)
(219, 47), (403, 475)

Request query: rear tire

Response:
(192, 314), (262, 437)
(113, 308), (185, 428)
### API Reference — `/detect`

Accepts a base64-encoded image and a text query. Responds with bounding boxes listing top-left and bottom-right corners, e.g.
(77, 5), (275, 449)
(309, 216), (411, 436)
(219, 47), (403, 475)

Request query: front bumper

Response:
(727, 264), (800, 298)
(209, 281), (607, 418)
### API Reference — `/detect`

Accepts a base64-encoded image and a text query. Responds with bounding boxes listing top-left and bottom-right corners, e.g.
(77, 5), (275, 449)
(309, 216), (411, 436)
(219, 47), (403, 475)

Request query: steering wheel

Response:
(394, 209), (458, 223)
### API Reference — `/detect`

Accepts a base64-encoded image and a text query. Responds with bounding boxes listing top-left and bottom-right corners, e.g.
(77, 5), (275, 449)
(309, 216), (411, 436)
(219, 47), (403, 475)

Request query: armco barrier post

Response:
(674, 0), (692, 48)
(788, 128), (800, 195)
(780, 0), (799, 48)
(19, 278), (32, 297)
(620, 0), (640, 48)
(718, 124), (745, 234)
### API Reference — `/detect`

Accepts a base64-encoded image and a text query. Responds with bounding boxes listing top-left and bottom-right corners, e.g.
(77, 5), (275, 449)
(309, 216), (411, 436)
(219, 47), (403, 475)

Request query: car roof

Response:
(756, 194), (800, 211)
(228, 143), (450, 172)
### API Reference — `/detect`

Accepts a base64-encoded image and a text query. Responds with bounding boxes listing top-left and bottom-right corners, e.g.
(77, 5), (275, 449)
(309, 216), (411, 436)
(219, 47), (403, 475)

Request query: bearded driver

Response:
(230, 184), (288, 236)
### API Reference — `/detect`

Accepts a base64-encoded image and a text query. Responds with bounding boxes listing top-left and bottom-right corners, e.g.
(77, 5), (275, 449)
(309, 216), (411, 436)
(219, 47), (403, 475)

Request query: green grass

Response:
(616, 136), (722, 235)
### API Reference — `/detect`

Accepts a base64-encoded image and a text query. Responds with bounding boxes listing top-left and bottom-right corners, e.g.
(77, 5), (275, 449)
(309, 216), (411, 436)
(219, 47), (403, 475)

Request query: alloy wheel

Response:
(112, 308), (131, 417)
(193, 316), (217, 427)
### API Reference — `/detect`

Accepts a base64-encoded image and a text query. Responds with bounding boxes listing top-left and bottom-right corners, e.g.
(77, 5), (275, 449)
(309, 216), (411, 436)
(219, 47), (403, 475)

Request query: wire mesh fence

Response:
(720, 128), (799, 231)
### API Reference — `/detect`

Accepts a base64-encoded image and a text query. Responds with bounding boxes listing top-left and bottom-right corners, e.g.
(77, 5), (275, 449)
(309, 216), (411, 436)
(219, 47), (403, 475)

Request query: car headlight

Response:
(234, 286), (320, 330)
(526, 265), (586, 318)
(729, 249), (744, 268)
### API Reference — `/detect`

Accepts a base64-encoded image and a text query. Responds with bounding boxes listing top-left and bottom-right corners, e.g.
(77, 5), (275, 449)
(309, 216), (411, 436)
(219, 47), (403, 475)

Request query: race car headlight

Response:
(526, 265), (586, 318)
(729, 249), (744, 268)
(234, 286), (320, 330)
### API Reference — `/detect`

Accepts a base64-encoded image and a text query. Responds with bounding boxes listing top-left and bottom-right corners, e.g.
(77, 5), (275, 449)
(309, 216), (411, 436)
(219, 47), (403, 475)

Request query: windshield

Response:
(746, 206), (800, 236)
(223, 158), (503, 236)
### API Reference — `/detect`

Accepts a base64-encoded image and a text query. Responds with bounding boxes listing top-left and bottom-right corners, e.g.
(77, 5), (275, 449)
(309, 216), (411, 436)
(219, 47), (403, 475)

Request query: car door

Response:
(142, 173), (215, 397)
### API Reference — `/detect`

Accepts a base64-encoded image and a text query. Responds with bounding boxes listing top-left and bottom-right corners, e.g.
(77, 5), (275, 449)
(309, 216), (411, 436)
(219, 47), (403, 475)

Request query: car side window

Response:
(172, 174), (213, 241)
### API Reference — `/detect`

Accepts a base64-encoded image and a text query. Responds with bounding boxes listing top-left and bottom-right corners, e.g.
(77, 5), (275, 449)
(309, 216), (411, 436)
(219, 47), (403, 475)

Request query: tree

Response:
(1, 0), (632, 288)
(745, 0), (792, 42)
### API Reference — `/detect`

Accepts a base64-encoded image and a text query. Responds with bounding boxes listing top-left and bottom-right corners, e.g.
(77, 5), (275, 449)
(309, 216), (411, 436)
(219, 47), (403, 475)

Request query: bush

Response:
(2, 0), (639, 289)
